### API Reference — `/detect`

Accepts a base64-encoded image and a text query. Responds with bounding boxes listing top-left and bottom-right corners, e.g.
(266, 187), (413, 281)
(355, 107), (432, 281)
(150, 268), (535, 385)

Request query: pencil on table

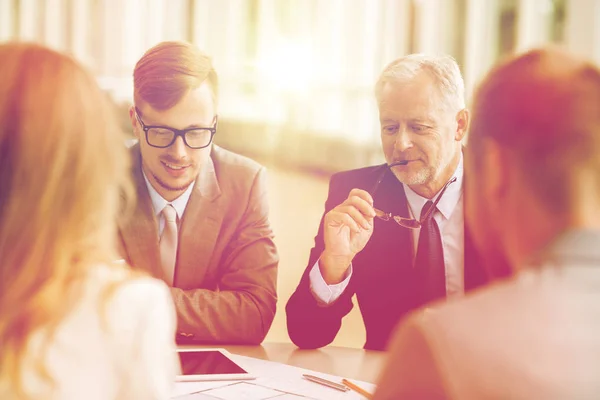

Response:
(342, 378), (373, 399)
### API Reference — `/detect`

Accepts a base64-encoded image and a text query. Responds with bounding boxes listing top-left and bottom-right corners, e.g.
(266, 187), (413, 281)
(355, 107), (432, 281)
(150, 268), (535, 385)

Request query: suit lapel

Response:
(174, 152), (223, 287)
(355, 165), (418, 312)
(361, 166), (415, 268)
(464, 226), (488, 290)
(462, 168), (497, 290)
(119, 145), (165, 280)
(377, 167), (414, 261)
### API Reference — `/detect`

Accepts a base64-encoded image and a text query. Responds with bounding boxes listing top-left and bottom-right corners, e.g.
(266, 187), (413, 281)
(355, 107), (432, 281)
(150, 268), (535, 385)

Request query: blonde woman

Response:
(0, 43), (178, 399)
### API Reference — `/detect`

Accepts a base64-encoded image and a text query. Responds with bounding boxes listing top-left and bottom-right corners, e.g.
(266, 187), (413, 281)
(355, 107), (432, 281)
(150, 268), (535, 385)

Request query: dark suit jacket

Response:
(285, 164), (489, 350)
(118, 144), (278, 344)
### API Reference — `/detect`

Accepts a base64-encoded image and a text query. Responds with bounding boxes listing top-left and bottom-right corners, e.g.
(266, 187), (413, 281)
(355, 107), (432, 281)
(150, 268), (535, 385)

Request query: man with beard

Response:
(118, 41), (278, 344)
(286, 54), (499, 351)
(374, 47), (600, 399)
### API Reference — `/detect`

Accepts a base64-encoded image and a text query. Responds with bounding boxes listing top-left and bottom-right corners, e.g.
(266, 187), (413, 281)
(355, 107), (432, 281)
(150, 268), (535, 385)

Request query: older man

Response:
(286, 54), (500, 350)
(374, 48), (600, 399)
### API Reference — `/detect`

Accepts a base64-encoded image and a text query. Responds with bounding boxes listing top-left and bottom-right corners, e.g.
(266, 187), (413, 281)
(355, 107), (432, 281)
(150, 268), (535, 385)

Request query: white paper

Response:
(171, 354), (376, 400)
(173, 392), (222, 399)
(171, 381), (238, 398)
(202, 382), (284, 400)
(234, 355), (374, 400)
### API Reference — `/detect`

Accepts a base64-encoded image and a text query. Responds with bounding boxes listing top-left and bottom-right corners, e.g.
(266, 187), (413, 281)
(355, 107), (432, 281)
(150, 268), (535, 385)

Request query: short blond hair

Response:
(0, 43), (134, 397)
(375, 53), (465, 112)
(133, 41), (218, 111)
(470, 47), (600, 212)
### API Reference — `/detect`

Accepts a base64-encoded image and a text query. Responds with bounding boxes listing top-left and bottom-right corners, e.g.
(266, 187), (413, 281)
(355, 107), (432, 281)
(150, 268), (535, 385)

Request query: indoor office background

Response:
(1, 0), (598, 348)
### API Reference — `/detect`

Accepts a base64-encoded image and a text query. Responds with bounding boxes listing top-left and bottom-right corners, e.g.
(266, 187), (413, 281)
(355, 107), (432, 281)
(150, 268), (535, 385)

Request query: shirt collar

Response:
(142, 170), (195, 219)
(529, 228), (600, 267)
(403, 153), (464, 221)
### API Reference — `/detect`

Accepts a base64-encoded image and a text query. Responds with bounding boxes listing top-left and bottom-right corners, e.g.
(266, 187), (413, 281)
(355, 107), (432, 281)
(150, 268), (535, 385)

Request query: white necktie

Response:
(159, 204), (178, 285)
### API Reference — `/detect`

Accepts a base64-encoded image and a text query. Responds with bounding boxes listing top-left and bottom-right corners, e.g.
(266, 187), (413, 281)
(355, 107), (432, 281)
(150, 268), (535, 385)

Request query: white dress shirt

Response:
(310, 156), (465, 305)
(143, 171), (195, 235)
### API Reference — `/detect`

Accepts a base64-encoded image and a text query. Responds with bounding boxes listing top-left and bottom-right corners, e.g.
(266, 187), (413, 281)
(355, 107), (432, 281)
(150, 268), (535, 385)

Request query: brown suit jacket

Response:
(118, 144), (278, 344)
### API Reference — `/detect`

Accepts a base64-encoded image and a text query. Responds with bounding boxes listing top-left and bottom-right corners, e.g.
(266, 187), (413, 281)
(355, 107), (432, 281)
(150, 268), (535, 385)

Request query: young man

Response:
(119, 41), (278, 344)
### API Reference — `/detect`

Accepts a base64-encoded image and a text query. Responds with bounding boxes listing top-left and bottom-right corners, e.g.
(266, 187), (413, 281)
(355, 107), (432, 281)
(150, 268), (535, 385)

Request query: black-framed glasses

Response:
(135, 107), (217, 149)
(370, 165), (457, 229)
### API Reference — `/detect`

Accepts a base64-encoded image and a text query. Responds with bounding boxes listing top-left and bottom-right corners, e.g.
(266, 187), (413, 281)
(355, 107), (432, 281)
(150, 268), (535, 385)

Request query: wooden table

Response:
(179, 342), (386, 384)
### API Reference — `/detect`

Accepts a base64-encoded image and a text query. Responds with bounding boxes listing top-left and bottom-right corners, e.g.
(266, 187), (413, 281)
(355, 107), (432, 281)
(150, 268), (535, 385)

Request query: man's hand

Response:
(320, 188), (376, 284)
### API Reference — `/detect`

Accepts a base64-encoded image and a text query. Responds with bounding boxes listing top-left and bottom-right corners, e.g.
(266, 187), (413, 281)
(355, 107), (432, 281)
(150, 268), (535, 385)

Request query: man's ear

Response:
(455, 108), (470, 142)
(129, 105), (140, 140)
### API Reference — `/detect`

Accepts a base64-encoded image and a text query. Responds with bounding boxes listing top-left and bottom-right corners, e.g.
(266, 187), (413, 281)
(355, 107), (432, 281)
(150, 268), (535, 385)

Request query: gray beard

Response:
(392, 168), (432, 186)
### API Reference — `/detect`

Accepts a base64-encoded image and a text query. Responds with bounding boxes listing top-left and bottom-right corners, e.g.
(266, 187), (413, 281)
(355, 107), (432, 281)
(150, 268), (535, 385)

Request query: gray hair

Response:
(374, 54), (466, 112)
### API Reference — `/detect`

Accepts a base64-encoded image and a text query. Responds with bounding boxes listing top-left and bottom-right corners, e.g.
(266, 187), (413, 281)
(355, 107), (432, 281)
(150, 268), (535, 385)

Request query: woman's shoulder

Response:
(87, 263), (168, 291)
(84, 263), (173, 317)
(78, 264), (175, 348)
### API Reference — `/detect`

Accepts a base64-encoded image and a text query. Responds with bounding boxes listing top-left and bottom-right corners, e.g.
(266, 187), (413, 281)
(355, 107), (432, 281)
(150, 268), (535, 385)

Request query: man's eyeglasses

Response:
(135, 107), (217, 149)
(371, 165), (457, 229)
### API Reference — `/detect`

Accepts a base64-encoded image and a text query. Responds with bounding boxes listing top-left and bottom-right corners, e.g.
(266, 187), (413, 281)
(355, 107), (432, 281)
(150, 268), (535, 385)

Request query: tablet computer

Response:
(176, 348), (255, 382)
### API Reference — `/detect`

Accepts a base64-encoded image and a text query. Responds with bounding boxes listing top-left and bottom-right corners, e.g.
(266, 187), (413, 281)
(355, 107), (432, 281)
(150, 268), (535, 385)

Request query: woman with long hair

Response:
(0, 42), (177, 399)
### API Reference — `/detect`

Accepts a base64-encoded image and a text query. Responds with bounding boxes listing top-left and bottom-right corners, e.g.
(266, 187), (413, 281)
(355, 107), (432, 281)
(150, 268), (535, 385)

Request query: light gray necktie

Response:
(159, 204), (178, 285)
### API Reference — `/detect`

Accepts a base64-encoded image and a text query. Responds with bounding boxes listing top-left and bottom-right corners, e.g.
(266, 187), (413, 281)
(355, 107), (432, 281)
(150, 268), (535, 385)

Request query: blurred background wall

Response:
(2, 0), (595, 172)
(2, 0), (598, 346)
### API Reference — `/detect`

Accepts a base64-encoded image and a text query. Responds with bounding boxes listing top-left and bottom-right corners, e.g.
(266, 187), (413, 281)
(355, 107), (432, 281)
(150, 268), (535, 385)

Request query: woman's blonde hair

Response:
(0, 43), (134, 395)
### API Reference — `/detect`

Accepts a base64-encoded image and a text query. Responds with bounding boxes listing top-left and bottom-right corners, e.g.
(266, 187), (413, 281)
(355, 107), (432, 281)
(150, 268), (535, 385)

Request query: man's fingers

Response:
(339, 192), (377, 223)
(345, 196), (376, 219)
(335, 204), (373, 230)
(325, 188), (377, 233)
(326, 210), (362, 233)
(348, 188), (374, 207)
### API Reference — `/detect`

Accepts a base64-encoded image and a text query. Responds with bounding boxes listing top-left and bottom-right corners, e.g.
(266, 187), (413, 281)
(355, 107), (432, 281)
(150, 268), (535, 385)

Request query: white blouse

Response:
(1, 263), (178, 400)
